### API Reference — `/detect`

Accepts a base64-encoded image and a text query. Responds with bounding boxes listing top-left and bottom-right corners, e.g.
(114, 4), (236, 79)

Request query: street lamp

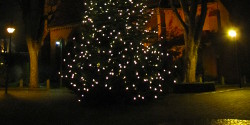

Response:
(56, 41), (62, 88)
(6, 27), (15, 94)
(228, 30), (236, 38)
(7, 27), (15, 53)
(228, 29), (241, 88)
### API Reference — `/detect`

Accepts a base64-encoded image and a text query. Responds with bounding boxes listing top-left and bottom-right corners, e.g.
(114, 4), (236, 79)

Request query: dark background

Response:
(0, 0), (249, 84)
(1, 0), (249, 53)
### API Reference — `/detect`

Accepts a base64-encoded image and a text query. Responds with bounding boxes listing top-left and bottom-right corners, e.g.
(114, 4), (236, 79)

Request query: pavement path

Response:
(0, 87), (250, 125)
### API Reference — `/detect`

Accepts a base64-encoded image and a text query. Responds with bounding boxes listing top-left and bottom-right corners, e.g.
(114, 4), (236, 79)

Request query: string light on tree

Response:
(63, 0), (177, 103)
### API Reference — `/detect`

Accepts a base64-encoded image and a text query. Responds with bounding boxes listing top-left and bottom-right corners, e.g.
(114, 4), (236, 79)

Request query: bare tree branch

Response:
(189, 0), (198, 32)
(179, 0), (189, 16)
(195, 0), (208, 42)
(170, 0), (188, 33)
(40, 19), (48, 46)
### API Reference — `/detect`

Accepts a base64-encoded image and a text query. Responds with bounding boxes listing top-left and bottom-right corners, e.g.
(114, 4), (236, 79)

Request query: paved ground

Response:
(0, 86), (250, 125)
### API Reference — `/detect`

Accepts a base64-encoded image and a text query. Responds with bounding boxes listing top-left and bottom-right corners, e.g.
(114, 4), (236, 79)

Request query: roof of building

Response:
(49, 0), (84, 27)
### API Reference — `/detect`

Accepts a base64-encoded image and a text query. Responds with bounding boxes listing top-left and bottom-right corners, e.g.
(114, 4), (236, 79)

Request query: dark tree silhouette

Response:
(18, 0), (58, 87)
(170, 0), (208, 83)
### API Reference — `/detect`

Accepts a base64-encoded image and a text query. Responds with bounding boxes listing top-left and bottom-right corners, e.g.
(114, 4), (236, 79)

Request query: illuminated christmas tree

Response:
(63, 0), (177, 103)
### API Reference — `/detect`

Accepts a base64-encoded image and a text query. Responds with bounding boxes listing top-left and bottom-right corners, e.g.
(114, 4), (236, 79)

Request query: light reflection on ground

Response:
(161, 119), (250, 125)
(212, 119), (250, 125)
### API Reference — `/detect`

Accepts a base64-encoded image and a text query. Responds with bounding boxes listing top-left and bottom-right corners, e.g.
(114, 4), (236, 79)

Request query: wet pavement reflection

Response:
(161, 119), (250, 125)
(212, 119), (250, 125)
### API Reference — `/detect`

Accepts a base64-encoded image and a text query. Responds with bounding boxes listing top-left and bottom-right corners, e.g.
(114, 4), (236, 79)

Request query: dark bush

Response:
(173, 83), (215, 93)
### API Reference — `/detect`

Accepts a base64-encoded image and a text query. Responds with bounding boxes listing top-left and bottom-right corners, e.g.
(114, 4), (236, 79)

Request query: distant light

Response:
(228, 30), (236, 38)
(7, 27), (15, 34)
(56, 41), (61, 45)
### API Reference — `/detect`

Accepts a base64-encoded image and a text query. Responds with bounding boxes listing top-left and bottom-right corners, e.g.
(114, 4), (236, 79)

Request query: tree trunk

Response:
(184, 33), (199, 83)
(27, 39), (39, 88)
(170, 0), (207, 84)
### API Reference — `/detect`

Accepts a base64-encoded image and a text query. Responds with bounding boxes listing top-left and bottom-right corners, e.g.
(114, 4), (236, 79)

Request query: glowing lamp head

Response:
(56, 41), (61, 46)
(7, 27), (15, 34)
(228, 30), (236, 38)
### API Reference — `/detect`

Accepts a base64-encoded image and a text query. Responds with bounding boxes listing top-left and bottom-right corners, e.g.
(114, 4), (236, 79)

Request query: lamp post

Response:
(6, 27), (15, 94)
(228, 29), (241, 88)
(56, 41), (62, 88)
(7, 28), (15, 53)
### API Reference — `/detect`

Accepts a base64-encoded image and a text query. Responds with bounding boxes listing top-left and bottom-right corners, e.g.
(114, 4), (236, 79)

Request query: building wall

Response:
(49, 24), (78, 79)
(202, 44), (218, 78)
(217, 1), (230, 30)
(50, 25), (76, 45)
